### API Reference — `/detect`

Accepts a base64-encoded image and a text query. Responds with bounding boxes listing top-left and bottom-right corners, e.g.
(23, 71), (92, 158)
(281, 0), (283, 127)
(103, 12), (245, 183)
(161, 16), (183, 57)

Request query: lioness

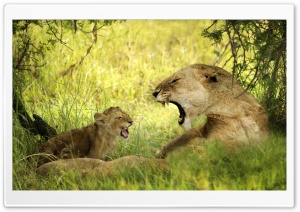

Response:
(152, 64), (269, 158)
(37, 106), (133, 166)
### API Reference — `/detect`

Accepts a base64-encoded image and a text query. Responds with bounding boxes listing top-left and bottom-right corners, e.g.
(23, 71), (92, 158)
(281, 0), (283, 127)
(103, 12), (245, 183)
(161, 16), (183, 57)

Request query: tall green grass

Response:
(13, 20), (286, 190)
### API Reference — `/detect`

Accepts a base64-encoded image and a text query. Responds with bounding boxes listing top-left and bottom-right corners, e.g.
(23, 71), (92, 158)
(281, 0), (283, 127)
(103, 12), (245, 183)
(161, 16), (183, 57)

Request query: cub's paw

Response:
(61, 148), (72, 159)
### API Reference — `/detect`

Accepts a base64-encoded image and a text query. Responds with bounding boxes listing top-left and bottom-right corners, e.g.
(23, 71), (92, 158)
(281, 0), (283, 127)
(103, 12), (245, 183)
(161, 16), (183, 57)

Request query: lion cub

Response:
(37, 107), (133, 167)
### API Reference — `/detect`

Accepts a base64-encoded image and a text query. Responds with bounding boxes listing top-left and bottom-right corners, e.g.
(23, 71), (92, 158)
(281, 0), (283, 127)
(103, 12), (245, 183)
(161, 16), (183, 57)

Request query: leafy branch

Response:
(45, 20), (74, 51)
(201, 20), (287, 133)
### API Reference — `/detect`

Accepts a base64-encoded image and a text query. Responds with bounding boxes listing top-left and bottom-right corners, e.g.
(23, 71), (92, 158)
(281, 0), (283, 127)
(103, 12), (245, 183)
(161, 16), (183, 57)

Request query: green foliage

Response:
(202, 20), (286, 133)
(12, 20), (286, 190)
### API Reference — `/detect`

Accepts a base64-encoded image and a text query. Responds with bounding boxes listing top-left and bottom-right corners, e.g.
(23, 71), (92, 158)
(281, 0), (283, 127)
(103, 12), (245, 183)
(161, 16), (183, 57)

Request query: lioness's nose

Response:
(152, 91), (159, 98)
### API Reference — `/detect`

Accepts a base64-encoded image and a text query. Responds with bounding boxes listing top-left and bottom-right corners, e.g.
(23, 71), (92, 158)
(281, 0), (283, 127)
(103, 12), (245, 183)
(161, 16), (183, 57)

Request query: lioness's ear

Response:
(204, 72), (218, 82)
(94, 113), (107, 125)
(194, 70), (218, 83)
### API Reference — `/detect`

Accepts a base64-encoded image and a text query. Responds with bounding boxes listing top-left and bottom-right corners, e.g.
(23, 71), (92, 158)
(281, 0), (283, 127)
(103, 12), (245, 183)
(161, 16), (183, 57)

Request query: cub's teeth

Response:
(166, 101), (169, 106)
(178, 118), (183, 122)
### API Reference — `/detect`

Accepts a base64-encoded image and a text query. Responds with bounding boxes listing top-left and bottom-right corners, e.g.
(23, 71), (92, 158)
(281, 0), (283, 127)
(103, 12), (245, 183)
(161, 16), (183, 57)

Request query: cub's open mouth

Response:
(120, 128), (129, 139)
(169, 101), (186, 125)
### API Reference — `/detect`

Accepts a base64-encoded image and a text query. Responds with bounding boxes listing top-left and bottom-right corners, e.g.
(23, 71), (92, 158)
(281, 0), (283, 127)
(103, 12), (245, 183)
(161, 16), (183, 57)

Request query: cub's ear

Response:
(94, 113), (107, 125)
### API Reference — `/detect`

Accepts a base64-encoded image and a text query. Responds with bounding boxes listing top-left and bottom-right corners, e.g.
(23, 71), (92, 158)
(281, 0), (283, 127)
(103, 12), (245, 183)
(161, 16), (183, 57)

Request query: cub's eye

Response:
(116, 116), (123, 120)
(170, 79), (180, 84)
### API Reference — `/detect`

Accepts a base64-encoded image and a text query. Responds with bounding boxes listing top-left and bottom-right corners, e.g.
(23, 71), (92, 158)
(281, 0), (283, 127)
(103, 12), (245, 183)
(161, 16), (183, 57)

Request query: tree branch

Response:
(45, 20), (73, 51)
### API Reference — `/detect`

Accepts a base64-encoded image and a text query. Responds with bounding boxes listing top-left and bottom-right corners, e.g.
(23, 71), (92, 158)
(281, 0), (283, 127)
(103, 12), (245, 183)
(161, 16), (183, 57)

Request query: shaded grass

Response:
(12, 20), (286, 190)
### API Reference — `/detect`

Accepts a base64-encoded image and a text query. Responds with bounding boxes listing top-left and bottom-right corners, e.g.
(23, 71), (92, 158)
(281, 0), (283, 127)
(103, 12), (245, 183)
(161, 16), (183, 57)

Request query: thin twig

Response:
(258, 101), (285, 115)
(45, 20), (73, 51)
(213, 41), (231, 66)
(14, 38), (30, 70)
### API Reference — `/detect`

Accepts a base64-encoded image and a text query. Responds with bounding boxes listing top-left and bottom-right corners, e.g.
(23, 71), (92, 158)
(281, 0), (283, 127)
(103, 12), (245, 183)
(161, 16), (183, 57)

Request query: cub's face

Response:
(95, 107), (133, 139)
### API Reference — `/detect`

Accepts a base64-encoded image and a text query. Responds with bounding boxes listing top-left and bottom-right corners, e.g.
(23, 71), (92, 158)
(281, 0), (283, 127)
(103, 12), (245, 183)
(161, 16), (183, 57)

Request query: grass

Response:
(12, 20), (286, 190)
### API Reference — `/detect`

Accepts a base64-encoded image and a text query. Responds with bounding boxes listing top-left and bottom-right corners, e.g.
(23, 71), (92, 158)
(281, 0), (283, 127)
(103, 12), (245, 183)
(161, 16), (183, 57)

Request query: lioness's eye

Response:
(116, 117), (123, 120)
(170, 79), (180, 84)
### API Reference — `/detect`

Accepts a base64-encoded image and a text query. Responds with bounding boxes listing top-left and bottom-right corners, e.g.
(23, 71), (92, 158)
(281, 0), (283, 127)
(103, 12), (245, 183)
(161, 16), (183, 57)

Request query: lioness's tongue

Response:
(121, 128), (129, 138)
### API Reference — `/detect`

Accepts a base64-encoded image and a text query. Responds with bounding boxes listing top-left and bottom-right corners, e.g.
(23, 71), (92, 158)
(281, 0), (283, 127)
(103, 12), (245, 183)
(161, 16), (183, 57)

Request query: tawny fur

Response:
(36, 156), (169, 177)
(37, 107), (133, 167)
(153, 64), (269, 158)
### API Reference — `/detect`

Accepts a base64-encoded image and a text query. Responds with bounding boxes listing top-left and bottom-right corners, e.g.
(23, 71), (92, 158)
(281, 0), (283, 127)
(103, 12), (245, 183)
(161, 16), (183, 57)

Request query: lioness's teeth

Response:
(178, 118), (183, 122)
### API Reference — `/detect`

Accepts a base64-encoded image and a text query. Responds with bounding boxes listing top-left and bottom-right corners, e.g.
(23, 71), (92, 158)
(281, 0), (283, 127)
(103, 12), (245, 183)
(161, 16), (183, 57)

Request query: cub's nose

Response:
(152, 91), (159, 98)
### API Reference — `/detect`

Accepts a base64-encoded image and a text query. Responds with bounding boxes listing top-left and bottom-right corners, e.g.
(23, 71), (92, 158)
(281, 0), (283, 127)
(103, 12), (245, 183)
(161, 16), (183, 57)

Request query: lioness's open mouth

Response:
(169, 101), (186, 125)
(121, 128), (129, 139)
